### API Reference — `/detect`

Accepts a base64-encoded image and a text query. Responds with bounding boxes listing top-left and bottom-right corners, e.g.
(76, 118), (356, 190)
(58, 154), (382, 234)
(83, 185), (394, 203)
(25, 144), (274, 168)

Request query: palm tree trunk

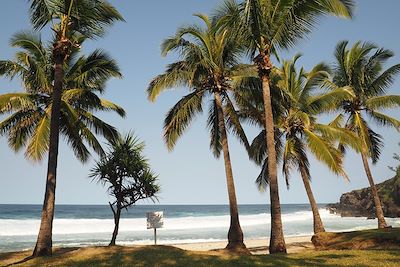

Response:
(109, 202), (121, 246)
(33, 54), (64, 257)
(256, 52), (286, 254)
(360, 150), (388, 228)
(299, 166), (325, 234)
(214, 92), (247, 252)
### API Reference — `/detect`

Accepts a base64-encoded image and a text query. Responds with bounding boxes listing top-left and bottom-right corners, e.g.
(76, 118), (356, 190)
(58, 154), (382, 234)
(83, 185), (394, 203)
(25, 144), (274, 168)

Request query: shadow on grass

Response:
(315, 253), (353, 259)
(0, 247), (80, 267)
(2, 246), (399, 267)
(4, 255), (34, 267)
(48, 246), (358, 267)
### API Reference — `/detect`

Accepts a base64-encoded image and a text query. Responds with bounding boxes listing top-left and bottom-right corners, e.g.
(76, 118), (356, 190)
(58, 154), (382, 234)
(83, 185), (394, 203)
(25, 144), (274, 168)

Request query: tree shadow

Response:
(4, 255), (34, 267)
(1, 247), (80, 267)
(2, 245), (399, 267)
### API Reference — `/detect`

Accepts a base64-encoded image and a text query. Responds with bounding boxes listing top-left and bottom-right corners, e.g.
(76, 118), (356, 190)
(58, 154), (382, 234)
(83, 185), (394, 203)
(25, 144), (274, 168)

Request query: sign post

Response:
(146, 211), (163, 245)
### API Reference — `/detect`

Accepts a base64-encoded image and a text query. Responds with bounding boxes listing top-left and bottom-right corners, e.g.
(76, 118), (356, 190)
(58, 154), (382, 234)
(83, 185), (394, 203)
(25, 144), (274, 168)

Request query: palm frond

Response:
(29, 0), (54, 30)
(255, 159), (269, 192)
(303, 129), (343, 175)
(314, 123), (361, 152)
(270, 0), (354, 51)
(10, 31), (46, 60)
(25, 107), (51, 161)
(147, 62), (192, 102)
(249, 130), (266, 165)
(78, 109), (119, 142)
(224, 95), (250, 152)
(0, 60), (26, 80)
(99, 99), (126, 117)
(365, 95), (400, 110)
(282, 137), (309, 189)
(368, 64), (400, 96)
(60, 102), (92, 162)
(164, 90), (204, 151)
(67, 49), (122, 91)
(367, 110), (400, 131)
(207, 98), (223, 158)
(0, 93), (40, 114)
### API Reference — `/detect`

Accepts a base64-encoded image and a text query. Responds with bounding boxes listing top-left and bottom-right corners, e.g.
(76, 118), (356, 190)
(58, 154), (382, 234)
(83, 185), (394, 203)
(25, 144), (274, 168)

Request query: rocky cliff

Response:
(328, 174), (400, 218)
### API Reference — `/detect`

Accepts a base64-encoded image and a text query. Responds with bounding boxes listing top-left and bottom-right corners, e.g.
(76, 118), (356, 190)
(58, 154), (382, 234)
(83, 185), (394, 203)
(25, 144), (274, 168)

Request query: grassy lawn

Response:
(1, 245), (399, 267)
(313, 227), (400, 250)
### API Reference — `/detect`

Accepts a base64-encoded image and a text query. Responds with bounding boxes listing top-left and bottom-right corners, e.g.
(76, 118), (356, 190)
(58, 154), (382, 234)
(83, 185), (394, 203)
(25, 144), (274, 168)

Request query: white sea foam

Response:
(52, 238), (226, 249)
(1, 209), (398, 237)
(0, 212), (300, 236)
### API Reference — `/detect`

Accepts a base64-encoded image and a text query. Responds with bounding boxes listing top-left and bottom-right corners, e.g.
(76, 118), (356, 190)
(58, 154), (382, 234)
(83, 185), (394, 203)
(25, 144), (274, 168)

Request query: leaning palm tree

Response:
(0, 31), (125, 255)
(236, 56), (357, 234)
(331, 41), (400, 228)
(21, 0), (124, 256)
(215, 0), (355, 253)
(148, 14), (251, 252)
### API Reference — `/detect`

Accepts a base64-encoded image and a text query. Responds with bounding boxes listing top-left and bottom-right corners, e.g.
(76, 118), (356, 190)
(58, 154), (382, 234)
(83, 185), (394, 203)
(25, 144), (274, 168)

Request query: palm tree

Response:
(0, 31), (125, 256)
(90, 133), (160, 246)
(235, 55), (357, 234)
(215, 0), (354, 253)
(21, 0), (124, 256)
(331, 41), (400, 228)
(147, 14), (251, 253)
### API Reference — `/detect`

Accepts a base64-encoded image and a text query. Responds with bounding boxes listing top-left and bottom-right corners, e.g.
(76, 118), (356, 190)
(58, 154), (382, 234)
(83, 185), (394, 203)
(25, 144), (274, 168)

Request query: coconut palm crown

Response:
(332, 40), (400, 228)
(0, 31), (125, 162)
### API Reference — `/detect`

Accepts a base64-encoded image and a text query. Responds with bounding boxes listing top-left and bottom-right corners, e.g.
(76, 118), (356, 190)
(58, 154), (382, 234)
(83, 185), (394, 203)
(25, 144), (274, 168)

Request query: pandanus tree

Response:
(147, 14), (251, 252)
(215, 0), (355, 253)
(22, 0), (124, 256)
(0, 31), (125, 256)
(235, 55), (357, 234)
(90, 133), (159, 246)
(331, 41), (400, 228)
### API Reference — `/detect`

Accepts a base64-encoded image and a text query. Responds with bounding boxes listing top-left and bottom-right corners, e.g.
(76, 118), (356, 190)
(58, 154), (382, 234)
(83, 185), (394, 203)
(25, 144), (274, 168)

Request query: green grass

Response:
(313, 227), (400, 250)
(1, 245), (399, 267)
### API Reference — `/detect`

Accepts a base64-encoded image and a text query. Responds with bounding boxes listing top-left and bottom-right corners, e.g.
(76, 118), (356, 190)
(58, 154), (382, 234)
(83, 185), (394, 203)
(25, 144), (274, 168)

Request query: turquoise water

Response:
(0, 204), (399, 252)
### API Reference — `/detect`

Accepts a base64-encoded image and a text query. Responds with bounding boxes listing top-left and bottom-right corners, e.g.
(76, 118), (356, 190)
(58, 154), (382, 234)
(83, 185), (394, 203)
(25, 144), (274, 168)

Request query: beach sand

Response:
(172, 235), (313, 254)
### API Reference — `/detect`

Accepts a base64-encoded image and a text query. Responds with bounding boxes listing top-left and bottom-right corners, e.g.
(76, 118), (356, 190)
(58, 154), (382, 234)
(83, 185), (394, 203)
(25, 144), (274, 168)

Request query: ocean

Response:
(0, 204), (399, 252)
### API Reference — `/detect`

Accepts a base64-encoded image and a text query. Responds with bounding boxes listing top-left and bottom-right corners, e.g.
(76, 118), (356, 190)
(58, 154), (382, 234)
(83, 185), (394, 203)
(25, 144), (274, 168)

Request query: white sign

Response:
(146, 211), (164, 229)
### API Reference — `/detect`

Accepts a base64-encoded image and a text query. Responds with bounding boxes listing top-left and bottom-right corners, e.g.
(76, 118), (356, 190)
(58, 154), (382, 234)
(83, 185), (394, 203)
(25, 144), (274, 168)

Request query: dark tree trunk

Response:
(256, 52), (287, 254)
(360, 150), (388, 229)
(214, 92), (248, 253)
(299, 166), (325, 234)
(109, 202), (121, 246)
(33, 53), (64, 257)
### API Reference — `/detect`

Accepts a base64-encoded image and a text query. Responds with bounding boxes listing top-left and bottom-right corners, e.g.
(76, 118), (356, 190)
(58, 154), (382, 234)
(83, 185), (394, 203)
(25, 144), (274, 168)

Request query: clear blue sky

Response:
(0, 0), (399, 205)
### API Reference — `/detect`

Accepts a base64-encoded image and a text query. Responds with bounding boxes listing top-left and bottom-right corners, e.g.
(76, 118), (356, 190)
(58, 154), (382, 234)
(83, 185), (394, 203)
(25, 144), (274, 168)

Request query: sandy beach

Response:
(172, 235), (313, 254)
